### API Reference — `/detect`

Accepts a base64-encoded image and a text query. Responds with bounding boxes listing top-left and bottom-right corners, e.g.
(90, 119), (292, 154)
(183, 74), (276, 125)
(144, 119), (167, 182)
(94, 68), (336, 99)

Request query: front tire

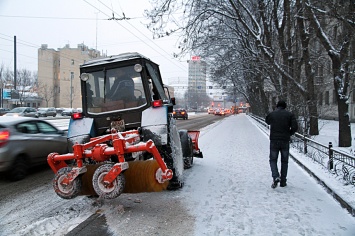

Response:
(53, 167), (82, 199)
(92, 164), (125, 199)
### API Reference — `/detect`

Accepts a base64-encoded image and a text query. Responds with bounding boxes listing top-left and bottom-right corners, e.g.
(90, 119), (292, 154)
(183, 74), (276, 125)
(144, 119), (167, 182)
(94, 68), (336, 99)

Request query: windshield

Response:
(84, 65), (147, 114)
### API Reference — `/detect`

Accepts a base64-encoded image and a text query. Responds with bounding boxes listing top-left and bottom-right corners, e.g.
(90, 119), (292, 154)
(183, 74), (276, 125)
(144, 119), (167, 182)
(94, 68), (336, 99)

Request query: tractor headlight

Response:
(80, 73), (89, 81)
(134, 64), (143, 73)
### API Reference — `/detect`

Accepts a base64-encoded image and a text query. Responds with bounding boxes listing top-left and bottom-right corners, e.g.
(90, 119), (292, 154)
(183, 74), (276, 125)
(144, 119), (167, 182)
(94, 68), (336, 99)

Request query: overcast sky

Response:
(0, 0), (190, 86)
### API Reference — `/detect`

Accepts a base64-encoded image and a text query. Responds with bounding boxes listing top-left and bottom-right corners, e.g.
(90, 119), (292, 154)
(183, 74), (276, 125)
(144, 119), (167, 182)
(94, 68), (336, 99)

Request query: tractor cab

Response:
(76, 52), (175, 136)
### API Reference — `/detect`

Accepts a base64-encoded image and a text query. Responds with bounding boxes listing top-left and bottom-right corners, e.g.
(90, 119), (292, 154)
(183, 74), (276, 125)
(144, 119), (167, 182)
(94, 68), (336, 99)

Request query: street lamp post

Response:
(70, 72), (73, 108)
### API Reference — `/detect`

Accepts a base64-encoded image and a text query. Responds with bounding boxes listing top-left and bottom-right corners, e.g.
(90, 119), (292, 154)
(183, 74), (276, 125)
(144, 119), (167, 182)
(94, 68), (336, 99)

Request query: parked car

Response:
(0, 108), (10, 116)
(214, 108), (225, 116)
(37, 107), (57, 117)
(0, 116), (68, 180)
(4, 107), (38, 118)
(61, 108), (74, 116)
(173, 109), (188, 120)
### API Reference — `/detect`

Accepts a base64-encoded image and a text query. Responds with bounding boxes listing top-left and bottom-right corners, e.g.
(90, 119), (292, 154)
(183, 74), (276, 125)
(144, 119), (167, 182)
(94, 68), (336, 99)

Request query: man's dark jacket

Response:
(265, 107), (298, 141)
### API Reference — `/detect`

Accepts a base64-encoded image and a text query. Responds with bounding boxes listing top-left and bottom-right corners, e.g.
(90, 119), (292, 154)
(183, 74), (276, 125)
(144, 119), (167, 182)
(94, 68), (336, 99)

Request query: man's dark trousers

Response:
(269, 140), (290, 182)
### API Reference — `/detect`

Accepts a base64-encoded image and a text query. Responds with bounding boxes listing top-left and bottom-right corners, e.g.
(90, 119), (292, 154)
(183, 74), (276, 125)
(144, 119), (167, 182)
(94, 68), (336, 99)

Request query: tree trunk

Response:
(309, 102), (319, 135)
(337, 98), (351, 147)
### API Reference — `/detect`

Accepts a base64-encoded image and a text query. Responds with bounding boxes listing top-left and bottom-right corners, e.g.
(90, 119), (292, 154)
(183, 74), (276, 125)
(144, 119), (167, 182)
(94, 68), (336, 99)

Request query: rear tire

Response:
(179, 130), (193, 169)
(164, 117), (184, 190)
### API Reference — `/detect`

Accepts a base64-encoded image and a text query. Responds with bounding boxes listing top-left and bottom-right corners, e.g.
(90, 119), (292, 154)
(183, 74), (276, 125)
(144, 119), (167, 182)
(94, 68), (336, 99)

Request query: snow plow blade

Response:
(188, 130), (203, 158)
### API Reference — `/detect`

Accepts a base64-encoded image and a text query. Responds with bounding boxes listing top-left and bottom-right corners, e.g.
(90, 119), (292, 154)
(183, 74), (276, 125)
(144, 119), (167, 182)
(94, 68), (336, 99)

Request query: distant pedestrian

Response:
(265, 100), (298, 188)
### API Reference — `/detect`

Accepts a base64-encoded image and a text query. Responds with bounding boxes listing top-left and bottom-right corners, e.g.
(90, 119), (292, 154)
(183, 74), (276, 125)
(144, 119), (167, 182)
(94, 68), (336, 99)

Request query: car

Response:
(4, 107), (39, 118)
(61, 108), (74, 116)
(37, 107), (57, 117)
(0, 108), (10, 116)
(208, 108), (214, 114)
(173, 109), (188, 120)
(0, 116), (68, 180)
(214, 108), (225, 116)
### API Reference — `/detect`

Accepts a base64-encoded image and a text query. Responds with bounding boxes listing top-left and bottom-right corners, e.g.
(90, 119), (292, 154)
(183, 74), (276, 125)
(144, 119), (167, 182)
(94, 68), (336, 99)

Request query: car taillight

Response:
(0, 129), (10, 147)
(152, 99), (163, 108)
(72, 112), (83, 120)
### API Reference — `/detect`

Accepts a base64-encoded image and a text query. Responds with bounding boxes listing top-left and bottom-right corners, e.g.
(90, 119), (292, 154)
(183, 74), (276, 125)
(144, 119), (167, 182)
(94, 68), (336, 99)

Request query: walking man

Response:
(265, 100), (298, 188)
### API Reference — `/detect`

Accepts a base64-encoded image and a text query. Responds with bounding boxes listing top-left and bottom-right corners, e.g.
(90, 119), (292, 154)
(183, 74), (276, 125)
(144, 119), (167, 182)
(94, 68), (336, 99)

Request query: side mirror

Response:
(171, 97), (176, 106)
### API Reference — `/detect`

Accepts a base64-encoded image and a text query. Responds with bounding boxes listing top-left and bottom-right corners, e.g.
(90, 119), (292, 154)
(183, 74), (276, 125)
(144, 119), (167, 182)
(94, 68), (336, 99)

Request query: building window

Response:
(71, 59), (74, 65)
(325, 91), (329, 105)
(71, 72), (74, 80)
(318, 93), (323, 105)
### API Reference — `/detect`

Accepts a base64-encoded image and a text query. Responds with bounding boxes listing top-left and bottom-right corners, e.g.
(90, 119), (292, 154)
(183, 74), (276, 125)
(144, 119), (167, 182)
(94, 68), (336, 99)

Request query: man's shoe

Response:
(271, 177), (280, 189)
(280, 181), (287, 187)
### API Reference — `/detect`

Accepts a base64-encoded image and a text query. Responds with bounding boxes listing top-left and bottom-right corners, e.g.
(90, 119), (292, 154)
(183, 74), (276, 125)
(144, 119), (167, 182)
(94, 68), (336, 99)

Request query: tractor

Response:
(47, 52), (203, 199)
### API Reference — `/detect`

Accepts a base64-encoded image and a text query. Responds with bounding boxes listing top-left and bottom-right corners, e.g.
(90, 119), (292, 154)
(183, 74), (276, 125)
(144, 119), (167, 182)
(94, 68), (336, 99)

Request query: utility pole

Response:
(14, 36), (17, 90)
(70, 72), (73, 108)
(95, 12), (98, 51)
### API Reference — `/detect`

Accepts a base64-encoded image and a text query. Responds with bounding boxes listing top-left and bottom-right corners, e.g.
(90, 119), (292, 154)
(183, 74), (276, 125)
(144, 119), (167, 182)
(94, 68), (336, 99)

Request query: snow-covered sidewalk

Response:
(182, 114), (355, 235)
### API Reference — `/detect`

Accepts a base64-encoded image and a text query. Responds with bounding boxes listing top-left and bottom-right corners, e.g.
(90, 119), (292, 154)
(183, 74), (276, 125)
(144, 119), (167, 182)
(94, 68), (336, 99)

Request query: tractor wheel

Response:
(53, 167), (82, 199)
(92, 164), (125, 199)
(164, 117), (184, 190)
(179, 129), (193, 169)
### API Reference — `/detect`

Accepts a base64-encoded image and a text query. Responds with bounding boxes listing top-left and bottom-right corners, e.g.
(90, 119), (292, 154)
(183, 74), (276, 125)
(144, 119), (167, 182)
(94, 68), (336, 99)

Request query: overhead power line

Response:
(0, 14), (106, 20)
(84, 0), (187, 74)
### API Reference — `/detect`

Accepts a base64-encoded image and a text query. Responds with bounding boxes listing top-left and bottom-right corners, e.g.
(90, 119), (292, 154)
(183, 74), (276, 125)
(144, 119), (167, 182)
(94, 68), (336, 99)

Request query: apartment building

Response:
(38, 44), (100, 109)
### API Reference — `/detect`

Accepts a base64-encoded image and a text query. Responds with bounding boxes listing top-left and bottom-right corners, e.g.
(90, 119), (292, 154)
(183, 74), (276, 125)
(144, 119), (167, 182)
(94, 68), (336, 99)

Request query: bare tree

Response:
(145, 0), (354, 145)
(16, 69), (36, 106)
(305, 0), (355, 146)
(2, 67), (14, 87)
(0, 64), (5, 88)
(37, 82), (55, 107)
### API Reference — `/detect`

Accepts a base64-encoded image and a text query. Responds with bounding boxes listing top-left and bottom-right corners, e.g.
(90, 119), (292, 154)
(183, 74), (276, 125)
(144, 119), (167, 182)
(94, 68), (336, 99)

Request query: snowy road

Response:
(0, 114), (354, 235)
